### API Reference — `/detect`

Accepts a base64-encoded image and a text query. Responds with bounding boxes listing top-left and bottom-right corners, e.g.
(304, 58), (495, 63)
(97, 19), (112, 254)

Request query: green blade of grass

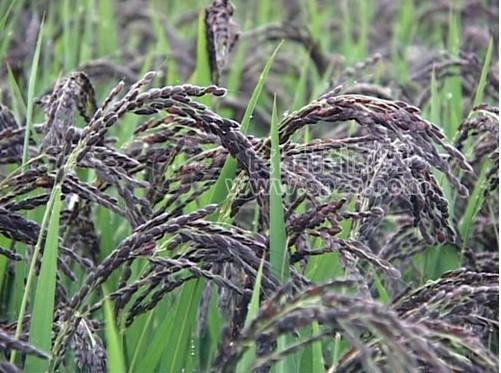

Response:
(236, 255), (266, 373)
(134, 302), (176, 372)
(237, 40), (283, 136)
(473, 37), (493, 107)
(200, 284), (224, 369)
(340, 0), (354, 61)
(273, 335), (298, 373)
(184, 8), (213, 214)
(299, 321), (324, 373)
(306, 0), (320, 42)
(444, 5), (463, 138)
(430, 67), (440, 123)
(194, 9), (211, 90)
(0, 0), (23, 61)
(178, 8), (217, 368)
(310, 322), (324, 372)
(246, 257), (265, 322)
(374, 273), (390, 304)
(6, 64), (27, 122)
(127, 307), (154, 373)
(392, 0), (415, 82)
(354, 0), (372, 59)
(291, 53), (311, 154)
(61, 0), (82, 71)
(167, 280), (205, 372)
(21, 18), (44, 171)
(150, 1), (180, 85)
(209, 41), (283, 210)
(138, 279), (204, 373)
(197, 30), (251, 361)
(97, 0), (118, 57)
(9, 20), (45, 365)
(460, 160), (490, 248)
(270, 98), (295, 372)
(423, 67), (452, 280)
(62, 0), (72, 70)
(139, 12), (214, 362)
(269, 96), (288, 281)
(0, 236), (11, 299)
(0, 0), (16, 35)
(24, 186), (62, 372)
(257, 0), (271, 24)
(104, 294), (126, 373)
(79, 0), (95, 63)
(395, 0), (415, 46)
(240, 40), (284, 133)
(291, 53), (310, 112)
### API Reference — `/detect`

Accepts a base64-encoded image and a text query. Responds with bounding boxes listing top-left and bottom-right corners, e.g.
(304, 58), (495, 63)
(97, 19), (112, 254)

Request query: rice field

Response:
(0, 0), (498, 372)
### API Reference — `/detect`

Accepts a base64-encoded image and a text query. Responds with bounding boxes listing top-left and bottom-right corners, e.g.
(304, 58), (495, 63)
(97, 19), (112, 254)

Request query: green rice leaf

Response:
(310, 322), (324, 372)
(97, 0), (118, 57)
(62, 0), (79, 70)
(0, 0), (20, 59)
(209, 40), (283, 209)
(0, 0), (16, 35)
(236, 255), (266, 372)
(273, 335), (298, 372)
(460, 160), (490, 247)
(79, 0), (95, 63)
(257, 0), (271, 24)
(269, 96), (288, 281)
(194, 9), (211, 91)
(269, 97), (295, 372)
(374, 273), (390, 304)
(473, 38), (493, 107)
(306, 0), (320, 42)
(0, 235), (11, 304)
(291, 54), (310, 112)
(21, 18), (44, 171)
(138, 279), (204, 373)
(6, 64), (27, 121)
(25, 186), (62, 372)
(444, 6), (462, 137)
(429, 67), (440, 124)
(299, 321), (324, 373)
(127, 310), (154, 373)
(104, 294), (126, 373)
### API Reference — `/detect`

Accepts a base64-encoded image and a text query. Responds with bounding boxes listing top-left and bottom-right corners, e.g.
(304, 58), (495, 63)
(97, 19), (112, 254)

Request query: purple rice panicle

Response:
(205, 0), (239, 83)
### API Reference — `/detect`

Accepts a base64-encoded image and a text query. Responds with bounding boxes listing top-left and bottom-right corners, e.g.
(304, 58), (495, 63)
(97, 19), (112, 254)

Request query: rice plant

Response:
(0, 0), (498, 372)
